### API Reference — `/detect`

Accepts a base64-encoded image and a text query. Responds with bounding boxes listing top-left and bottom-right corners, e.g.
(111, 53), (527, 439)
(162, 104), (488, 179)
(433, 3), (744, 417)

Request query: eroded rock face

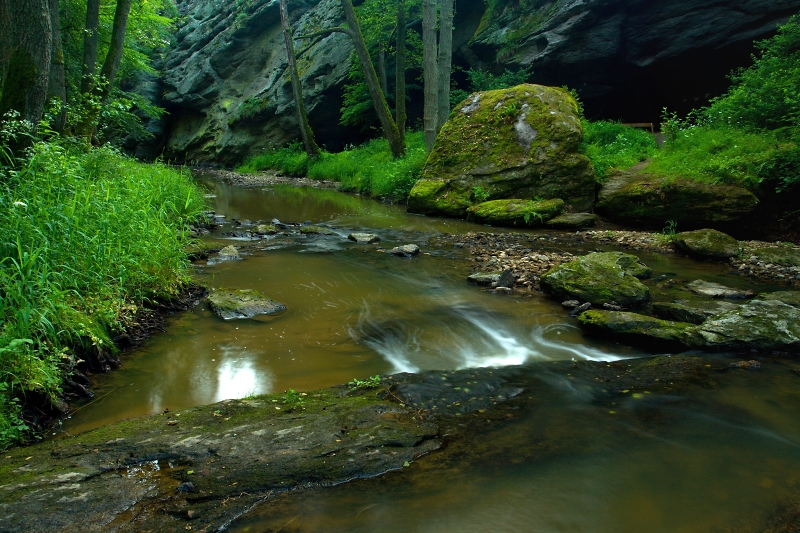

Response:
(540, 251), (652, 307)
(673, 229), (740, 259)
(407, 85), (596, 218)
(596, 172), (759, 230)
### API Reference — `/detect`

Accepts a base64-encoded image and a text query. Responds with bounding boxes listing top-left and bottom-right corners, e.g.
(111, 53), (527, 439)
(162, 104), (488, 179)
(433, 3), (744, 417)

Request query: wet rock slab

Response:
(686, 279), (754, 299)
(207, 289), (285, 319)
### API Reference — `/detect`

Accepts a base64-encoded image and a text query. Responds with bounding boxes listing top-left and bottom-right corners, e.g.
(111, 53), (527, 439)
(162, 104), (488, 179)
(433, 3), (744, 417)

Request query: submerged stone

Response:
(673, 228), (740, 259)
(466, 198), (564, 227)
(540, 252), (652, 307)
(299, 225), (335, 235)
(546, 212), (598, 229)
(208, 288), (285, 319)
(407, 84), (595, 218)
(348, 233), (380, 244)
(686, 280), (754, 299)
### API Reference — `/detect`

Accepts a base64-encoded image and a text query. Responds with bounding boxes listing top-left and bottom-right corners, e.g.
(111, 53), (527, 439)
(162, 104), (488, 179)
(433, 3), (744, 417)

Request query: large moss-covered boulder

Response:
(689, 299), (800, 352)
(466, 198), (563, 227)
(673, 229), (740, 259)
(407, 84), (595, 218)
(540, 252), (652, 307)
(578, 310), (695, 349)
(208, 289), (286, 319)
(596, 171), (758, 229)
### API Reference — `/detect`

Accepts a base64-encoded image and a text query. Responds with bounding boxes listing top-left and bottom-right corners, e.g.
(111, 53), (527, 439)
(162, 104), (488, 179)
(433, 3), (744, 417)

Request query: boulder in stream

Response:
(546, 212), (598, 229)
(255, 224), (278, 235)
(540, 252), (652, 307)
(673, 229), (740, 259)
(651, 300), (737, 325)
(348, 232), (380, 244)
(578, 310), (695, 349)
(466, 198), (564, 227)
(467, 272), (502, 286)
(390, 244), (420, 257)
(208, 289), (285, 319)
(300, 225), (335, 235)
(686, 280), (754, 299)
(208, 244), (241, 265)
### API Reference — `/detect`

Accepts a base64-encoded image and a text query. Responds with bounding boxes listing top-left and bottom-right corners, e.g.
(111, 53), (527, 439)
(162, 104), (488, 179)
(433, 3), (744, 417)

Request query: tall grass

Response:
(237, 131), (428, 200)
(580, 120), (658, 180)
(0, 142), (206, 448)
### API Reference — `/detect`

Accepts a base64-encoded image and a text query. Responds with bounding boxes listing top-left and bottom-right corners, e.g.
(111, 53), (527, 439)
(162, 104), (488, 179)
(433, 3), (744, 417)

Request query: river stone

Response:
(299, 225), (335, 235)
(596, 171), (758, 229)
(208, 245), (242, 265)
(255, 224), (278, 235)
(540, 252), (652, 307)
(752, 246), (800, 267)
(578, 310), (695, 348)
(688, 299), (800, 352)
(467, 272), (502, 286)
(208, 289), (285, 319)
(407, 84), (595, 218)
(466, 198), (564, 227)
(546, 212), (598, 229)
(348, 233), (380, 244)
(686, 280), (754, 299)
(673, 229), (740, 259)
(757, 291), (800, 308)
(389, 244), (420, 257)
(651, 301), (737, 325)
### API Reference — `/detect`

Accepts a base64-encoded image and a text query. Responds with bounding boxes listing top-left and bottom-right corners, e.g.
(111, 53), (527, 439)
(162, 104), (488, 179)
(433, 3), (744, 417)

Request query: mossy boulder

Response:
(407, 84), (596, 218)
(540, 252), (652, 306)
(651, 300), (737, 325)
(578, 310), (695, 349)
(208, 289), (285, 319)
(466, 198), (563, 227)
(673, 229), (740, 259)
(596, 171), (758, 229)
(690, 299), (800, 352)
(757, 291), (800, 308)
(686, 280), (754, 299)
(255, 224), (278, 235)
(751, 246), (800, 267)
(546, 212), (597, 229)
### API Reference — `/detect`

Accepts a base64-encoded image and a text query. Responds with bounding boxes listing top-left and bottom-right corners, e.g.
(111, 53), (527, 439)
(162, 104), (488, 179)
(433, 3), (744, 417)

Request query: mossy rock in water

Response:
(255, 224), (278, 235)
(673, 229), (740, 259)
(407, 84), (595, 218)
(578, 310), (695, 350)
(596, 171), (758, 230)
(466, 198), (563, 227)
(752, 246), (800, 267)
(651, 300), (737, 325)
(757, 291), (800, 308)
(208, 289), (285, 319)
(540, 252), (651, 307)
(299, 225), (335, 235)
(689, 299), (800, 352)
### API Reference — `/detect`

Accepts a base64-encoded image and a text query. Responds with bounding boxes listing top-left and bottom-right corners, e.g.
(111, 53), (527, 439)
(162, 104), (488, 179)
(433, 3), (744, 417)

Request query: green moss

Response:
(578, 310), (695, 349)
(407, 179), (473, 217)
(466, 198), (563, 226)
(752, 246), (800, 267)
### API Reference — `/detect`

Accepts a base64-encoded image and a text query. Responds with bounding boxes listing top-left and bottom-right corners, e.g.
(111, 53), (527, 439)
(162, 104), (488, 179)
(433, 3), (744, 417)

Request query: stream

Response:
(61, 176), (800, 532)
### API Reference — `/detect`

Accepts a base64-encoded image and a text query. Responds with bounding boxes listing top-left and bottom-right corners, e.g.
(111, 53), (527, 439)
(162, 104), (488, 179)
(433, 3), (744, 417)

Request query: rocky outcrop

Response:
(466, 198), (564, 227)
(540, 251), (652, 307)
(408, 84), (595, 218)
(673, 229), (740, 259)
(596, 171), (759, 230)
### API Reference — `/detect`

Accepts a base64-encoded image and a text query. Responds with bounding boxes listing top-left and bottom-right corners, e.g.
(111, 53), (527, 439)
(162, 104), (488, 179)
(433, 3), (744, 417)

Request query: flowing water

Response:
(61, 177), (800, 531)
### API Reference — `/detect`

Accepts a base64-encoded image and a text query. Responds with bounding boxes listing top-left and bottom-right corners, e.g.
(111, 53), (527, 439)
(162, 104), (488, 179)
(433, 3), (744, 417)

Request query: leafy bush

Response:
(0, 139), (205, 449)
(450, 67), (532, 108)
(580, 120), (658, 180)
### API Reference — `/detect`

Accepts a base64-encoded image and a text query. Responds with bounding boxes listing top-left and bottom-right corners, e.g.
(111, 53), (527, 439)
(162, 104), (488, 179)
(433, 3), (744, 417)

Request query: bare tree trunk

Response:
(98, 0), (132, 106)
(436, 0), (454, 132)
(47, 0), (66, 133)
(0, 0), (52, 130)
(279, 0), (320, 158)
(395, 0), (406, 145)
(80, 0), (100, 95)
(422, 0), (438, 153)
(378, 42), (388, 97)
(340, 0), (405, 158)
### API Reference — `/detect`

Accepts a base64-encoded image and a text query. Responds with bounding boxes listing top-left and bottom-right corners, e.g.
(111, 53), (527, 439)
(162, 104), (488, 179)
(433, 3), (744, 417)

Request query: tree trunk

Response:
(422, 0), (438, 153)
(47, 0), (66, 133)
(378, 42), (388, 97)
(395, 0), (406, 145)
(98, 0), (132, 105)
(80, 0), (100, 95)
(279, 0), (320, 158)
(0, 0), (52, 130)
(340, 0), (405, 158)
(436, 0), (454, 132)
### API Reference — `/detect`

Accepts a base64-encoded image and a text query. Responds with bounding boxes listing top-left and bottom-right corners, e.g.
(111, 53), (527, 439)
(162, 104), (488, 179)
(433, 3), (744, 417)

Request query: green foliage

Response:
(282, 389), (305, 409)
(348, 375), (381, 391)
(0, 134), (205, 449)
(580, 120), (658, 180)
(471, 186), (490, 203)
(238, 131), (428, 200)
(450, 67), (532, 108)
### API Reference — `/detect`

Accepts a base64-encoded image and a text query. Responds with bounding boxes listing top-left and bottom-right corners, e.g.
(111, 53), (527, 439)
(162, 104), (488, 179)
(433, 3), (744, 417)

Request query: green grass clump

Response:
(0, 142), (206, 449)
(237, 131), (428, 201)
(580, 120), (658, 180)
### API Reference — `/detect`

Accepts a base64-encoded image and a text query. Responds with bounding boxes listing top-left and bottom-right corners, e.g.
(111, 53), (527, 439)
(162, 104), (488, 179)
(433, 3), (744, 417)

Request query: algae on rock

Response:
(466, 198), (563, 227)
(673, 228), (740, 259)
(407, 84), (596, 218)
(208, 288), (286, 319)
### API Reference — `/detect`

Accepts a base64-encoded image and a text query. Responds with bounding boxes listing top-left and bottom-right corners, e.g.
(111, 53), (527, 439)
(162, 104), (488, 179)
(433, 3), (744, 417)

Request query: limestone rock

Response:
(596, 172), (758, 229)
(389, 244), (420, 257)
(348, 233), (380, 244)
(466, 198), (564, 227)
(686, 280), (754, 299)
(407, 84), (596, 218)
(207, 289), (285, 319)
(546, 213), (598, 229)
(673, 229), (740, 259)
(540, 252), (652, 307)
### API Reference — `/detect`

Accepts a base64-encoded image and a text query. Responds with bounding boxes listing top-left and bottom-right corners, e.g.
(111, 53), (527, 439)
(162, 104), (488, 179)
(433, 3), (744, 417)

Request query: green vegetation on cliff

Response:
(0, 136), (205, 449)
